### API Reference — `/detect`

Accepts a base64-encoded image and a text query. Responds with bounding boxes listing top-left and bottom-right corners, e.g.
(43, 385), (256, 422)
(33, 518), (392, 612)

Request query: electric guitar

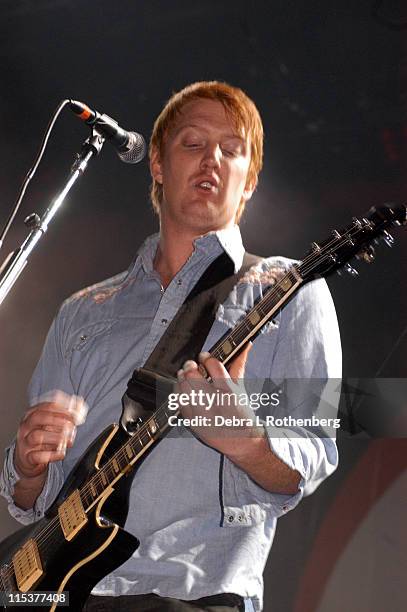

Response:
(0, 205), (405, 611)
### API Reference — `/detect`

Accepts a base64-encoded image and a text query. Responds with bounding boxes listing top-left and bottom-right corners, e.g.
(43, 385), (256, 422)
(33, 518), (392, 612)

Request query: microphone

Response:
(69, 99), (146, 164)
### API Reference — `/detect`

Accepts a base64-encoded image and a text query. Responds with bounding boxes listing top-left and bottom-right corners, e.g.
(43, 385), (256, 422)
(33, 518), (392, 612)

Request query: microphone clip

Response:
(71, 127), (106, 174)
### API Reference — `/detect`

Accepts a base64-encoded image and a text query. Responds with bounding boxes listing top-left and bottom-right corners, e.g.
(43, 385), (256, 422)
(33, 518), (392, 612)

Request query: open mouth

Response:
(195, 180), (217, 192)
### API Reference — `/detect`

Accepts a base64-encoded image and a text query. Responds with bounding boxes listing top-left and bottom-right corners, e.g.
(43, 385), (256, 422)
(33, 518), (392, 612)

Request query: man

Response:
(0, 81), (341, 611)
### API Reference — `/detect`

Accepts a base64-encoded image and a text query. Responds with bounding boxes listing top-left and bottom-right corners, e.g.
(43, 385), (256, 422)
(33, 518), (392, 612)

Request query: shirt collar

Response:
(128, 225), (245, 278)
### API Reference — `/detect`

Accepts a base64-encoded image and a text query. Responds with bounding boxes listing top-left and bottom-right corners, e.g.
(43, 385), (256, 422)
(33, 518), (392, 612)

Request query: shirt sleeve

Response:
(222, 277), (342, 522)
(0, 308), (72, 524)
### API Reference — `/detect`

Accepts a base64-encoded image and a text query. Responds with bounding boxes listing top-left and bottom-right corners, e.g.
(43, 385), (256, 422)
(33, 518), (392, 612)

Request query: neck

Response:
(154, 223), (201, 288)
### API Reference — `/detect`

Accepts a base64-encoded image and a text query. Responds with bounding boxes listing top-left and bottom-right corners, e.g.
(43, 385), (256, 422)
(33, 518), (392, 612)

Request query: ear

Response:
(150, 146), (163, 184)
(242, 176), (257, 203)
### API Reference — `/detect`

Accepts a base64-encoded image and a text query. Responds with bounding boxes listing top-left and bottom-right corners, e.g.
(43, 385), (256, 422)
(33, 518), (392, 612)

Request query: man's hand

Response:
(176, 347), (301, 494)
(12, 391), (87, 511)
(176, 344), (262, 458)
(14, 391), (87, 479)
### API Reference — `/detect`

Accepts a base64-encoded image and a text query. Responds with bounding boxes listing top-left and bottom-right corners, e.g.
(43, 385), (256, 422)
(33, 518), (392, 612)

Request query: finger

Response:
(27, 449), (67, 466)
(178, 360), (219, 399)
(179, 360), (200, 380)
(22, 411), (76, 434)
(197, 353), (234, 393)
(228, 342), (253, 383)
(23, 393), (88, 427)
(25, 426), (75, 449)
(175, 363), (212, 417)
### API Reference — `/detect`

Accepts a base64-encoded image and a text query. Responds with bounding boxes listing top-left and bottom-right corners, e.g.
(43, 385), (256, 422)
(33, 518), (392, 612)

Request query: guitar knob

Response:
(345, 263), (358, 276)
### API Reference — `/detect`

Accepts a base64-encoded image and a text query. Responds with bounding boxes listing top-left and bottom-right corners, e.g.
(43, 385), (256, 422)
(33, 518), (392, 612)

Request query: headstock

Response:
(298, 204), (406, 281)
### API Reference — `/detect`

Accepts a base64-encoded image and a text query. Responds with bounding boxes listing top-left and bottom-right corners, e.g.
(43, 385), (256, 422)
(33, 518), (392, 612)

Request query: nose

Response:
(200, 142), (221, 171)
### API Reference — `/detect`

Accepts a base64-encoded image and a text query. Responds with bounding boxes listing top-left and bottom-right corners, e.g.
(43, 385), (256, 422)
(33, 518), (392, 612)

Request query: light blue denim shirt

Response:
(0, 226), (341, 611)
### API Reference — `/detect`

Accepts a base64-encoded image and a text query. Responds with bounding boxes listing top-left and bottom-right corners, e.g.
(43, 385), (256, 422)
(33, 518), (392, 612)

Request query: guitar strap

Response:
(124, 250), (261, 401)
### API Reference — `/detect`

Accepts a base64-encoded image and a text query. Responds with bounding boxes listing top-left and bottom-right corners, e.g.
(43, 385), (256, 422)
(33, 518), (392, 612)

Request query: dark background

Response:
(0, 2), (405, 611)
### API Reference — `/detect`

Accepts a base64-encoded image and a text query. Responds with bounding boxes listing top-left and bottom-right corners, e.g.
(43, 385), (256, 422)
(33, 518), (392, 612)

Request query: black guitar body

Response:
(0, 422), (145, 611)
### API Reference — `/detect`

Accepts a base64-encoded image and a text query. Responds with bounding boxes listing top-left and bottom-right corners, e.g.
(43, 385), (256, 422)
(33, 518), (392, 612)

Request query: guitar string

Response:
(1, 220), (378, 579)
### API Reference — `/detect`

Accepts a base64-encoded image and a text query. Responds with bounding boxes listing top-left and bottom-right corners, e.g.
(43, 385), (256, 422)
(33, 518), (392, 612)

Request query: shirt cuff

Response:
(221, 423), (338, 525)
(264, 423), (338, 497)
(0, 441), (63, 525)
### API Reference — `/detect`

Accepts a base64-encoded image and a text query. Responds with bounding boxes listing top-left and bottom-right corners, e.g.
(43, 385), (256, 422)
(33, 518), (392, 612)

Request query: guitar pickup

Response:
(12, 538), (43, 592)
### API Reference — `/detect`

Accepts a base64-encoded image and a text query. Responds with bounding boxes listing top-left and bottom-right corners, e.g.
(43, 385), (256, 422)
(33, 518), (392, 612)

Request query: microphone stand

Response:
(0, 129), (105, 307)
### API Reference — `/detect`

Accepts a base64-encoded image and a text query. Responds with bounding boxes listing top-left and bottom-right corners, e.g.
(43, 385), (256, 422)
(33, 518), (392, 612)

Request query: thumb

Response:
(228, 342), (253, 383)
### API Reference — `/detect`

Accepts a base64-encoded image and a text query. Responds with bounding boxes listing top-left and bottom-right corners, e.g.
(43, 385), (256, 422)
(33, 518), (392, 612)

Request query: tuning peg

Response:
(381, 231), (394, 247)
(345, 263), (358, 276)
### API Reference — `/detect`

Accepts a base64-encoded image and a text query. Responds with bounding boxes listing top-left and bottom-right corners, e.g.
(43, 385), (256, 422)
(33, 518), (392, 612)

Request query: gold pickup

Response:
(58, 489), (88, 541)
(13, 538), (43, 592)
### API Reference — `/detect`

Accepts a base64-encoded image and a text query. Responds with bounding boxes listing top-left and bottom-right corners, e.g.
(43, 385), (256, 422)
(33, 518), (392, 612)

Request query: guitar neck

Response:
(209, 264), (303, 367)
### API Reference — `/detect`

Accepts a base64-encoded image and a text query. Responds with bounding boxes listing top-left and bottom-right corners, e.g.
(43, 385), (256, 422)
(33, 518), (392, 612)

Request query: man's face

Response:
(150, 99), (256, 233)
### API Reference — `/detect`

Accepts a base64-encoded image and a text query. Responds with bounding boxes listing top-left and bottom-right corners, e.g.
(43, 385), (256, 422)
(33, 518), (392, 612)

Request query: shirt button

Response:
(161, 319), (168, 325)
(227, 515), (234, 523)
(238, 515), (244, 522)
(177, 279), (182, 285)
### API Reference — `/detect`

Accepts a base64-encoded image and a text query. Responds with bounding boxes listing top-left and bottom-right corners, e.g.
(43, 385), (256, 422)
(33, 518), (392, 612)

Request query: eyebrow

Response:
(173, 123), (245, 142)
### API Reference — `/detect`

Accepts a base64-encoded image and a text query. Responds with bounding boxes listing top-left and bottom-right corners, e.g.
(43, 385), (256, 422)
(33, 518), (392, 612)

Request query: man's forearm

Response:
(226, 429), (301, 495)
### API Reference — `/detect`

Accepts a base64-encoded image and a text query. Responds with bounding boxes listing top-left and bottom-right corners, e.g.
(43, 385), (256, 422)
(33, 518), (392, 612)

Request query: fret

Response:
(80, 489), (91, 508)
(255, 303), (267, 319)
(134, 433), (144, 449)
(159, 409), (173, 427)
(92, 479), (103, 498)
(213, 346), (225, 361)
(125, 444), (133, 459)
(106, 463), (117, 481)
(220, 339), (233, 356)
(247, 308), (261, 326)
(148, 417), (158, 435)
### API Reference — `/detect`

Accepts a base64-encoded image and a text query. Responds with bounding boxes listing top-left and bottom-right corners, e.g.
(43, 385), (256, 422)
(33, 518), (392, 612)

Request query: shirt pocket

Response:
(65, 320), (115, 395)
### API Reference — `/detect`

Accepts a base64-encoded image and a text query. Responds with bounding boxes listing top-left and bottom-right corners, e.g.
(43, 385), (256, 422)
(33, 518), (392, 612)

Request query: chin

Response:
(185, 205), (227, 231)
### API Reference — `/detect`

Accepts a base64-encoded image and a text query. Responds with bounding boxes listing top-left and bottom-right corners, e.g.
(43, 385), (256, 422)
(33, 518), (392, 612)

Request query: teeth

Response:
(198, 181), (212, 189)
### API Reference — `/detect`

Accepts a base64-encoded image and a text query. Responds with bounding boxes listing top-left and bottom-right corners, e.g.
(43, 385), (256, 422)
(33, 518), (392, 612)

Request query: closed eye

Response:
(222, 148), (239, 157)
